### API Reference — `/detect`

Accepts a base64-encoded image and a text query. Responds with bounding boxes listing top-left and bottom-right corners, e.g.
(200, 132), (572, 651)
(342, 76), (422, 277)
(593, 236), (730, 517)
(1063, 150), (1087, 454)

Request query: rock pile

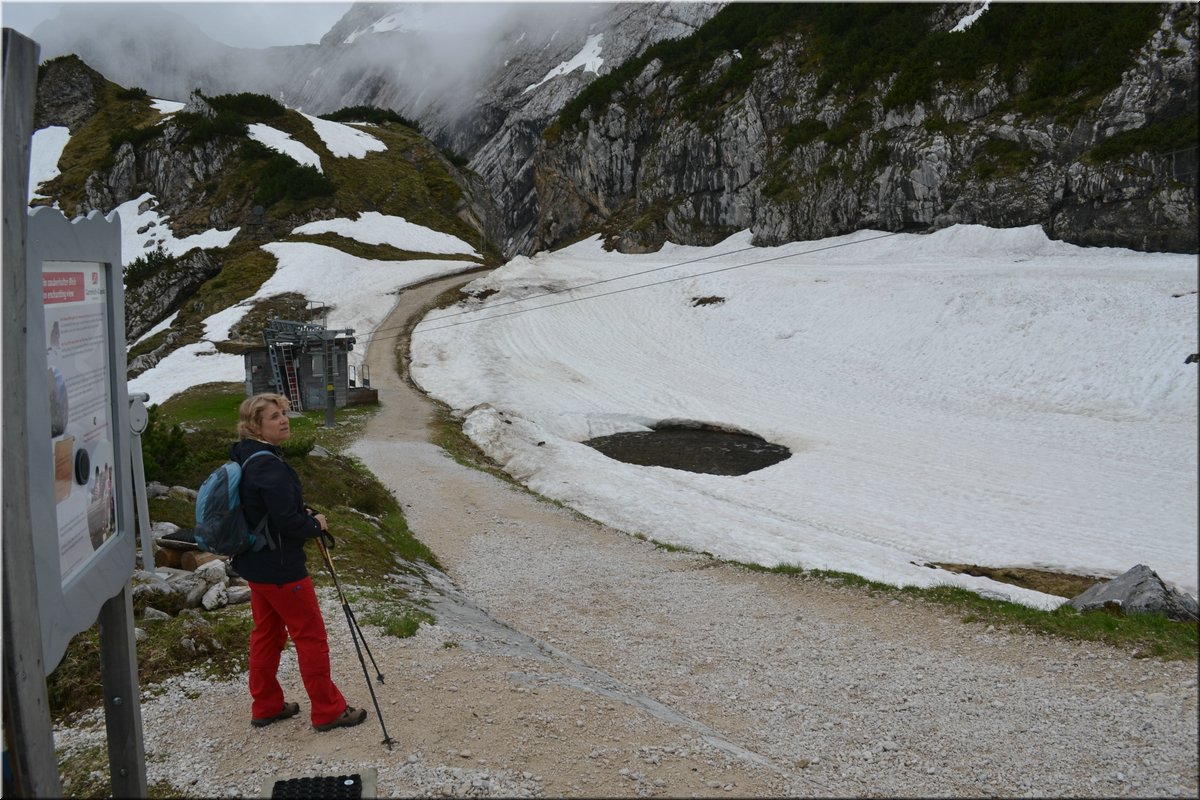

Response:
(134, 520), (250, 615)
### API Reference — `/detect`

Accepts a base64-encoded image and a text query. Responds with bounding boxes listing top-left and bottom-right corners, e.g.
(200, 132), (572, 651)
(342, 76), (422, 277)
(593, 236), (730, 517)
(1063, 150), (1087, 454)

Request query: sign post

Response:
(3, 27), (146, 795)
(3, 27), (61, 798)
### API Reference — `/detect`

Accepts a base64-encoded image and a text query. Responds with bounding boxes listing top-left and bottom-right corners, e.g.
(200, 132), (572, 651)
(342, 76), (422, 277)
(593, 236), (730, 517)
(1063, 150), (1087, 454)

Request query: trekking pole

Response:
(316, 532), (396, 750)
(316, 530), (386, 682)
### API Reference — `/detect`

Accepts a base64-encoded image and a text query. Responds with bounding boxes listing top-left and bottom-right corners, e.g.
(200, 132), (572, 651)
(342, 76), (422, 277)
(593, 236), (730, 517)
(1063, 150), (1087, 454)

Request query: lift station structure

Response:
(243, 302), (357, 415)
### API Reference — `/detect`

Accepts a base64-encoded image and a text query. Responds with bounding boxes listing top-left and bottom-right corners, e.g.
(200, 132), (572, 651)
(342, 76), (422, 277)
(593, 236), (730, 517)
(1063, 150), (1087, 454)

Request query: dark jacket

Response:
(229, 439), (323, 585)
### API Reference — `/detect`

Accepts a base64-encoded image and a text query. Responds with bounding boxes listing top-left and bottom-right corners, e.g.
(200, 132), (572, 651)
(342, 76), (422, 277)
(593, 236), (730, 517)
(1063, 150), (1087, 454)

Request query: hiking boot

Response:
(251, 701), (300, 727)
(313, 706), (367, 732)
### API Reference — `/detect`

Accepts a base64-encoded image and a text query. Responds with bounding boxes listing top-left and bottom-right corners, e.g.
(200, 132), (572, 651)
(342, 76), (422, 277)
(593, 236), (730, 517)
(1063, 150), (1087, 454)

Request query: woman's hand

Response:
(311, 511), (328, 531)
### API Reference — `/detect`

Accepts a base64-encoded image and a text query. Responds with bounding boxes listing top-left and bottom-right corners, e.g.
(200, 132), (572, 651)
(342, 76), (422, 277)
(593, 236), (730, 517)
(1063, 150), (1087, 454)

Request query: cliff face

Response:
(30, 3), (1199, 258)
(451, 3), (723, 256)
(533, 4), (1198, 254)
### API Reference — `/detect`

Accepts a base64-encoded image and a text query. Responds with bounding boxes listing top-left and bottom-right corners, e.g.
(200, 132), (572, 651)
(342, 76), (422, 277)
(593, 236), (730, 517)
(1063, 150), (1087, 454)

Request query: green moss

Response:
(47, 609), (253, 722)
(127, 327), (174, 363)
(359, 601), (436, 639)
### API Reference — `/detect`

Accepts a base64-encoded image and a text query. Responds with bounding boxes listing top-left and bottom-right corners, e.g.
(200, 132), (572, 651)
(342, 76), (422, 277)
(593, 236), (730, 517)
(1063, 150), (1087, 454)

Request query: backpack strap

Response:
(240, 449), (280, 550)
(241, 449), (277, 468)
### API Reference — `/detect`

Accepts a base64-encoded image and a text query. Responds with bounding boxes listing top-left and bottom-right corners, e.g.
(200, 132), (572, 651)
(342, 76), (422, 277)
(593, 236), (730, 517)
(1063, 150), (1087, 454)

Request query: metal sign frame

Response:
(26, 206), (137, 672)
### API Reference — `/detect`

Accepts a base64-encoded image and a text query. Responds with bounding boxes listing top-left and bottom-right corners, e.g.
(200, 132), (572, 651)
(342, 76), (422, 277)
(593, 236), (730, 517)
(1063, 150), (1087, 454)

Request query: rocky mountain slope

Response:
(31, 54), (496, 366)
(534, 3), (1199, 254)
(28, 2), (1198, 261)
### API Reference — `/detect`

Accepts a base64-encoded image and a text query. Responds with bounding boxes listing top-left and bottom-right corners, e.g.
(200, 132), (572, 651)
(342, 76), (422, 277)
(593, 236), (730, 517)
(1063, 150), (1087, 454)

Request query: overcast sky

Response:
(2, 1), (355, 48)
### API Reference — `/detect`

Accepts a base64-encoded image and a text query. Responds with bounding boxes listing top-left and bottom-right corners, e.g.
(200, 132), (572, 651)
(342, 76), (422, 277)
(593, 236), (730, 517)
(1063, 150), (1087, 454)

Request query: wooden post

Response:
(2, 27), (64, 797)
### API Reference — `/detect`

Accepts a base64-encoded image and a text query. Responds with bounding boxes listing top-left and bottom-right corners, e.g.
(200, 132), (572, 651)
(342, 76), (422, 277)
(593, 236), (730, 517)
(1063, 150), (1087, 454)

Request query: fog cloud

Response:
(18, 1), (617, 129)
(4, 1), (352, 49)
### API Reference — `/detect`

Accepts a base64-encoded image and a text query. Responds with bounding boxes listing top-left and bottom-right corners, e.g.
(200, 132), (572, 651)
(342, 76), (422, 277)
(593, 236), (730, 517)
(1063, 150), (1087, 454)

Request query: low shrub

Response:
(205, 91), (286, 120)
(175, 110), (249, 146)
(140, 404), (191, 485)
(322, 105), (420, 131)
(251, 154), (337, 207)
(1085, 113), (1199, 162)
(123, 244), (174, 290)
(782, 118), (828, 150)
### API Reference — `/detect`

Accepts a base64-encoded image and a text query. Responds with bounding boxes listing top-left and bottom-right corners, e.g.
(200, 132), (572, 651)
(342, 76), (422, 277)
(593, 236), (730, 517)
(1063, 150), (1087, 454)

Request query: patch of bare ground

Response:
(933, 563), (1103, 598)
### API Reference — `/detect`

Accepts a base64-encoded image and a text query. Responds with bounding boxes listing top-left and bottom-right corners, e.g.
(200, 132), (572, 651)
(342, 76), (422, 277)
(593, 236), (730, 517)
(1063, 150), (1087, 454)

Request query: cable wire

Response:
(395, 230), (904, 339)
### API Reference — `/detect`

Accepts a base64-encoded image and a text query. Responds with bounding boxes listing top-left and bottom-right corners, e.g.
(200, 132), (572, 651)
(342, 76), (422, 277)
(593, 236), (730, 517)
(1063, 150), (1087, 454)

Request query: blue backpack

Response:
(194, 450), (278, 555)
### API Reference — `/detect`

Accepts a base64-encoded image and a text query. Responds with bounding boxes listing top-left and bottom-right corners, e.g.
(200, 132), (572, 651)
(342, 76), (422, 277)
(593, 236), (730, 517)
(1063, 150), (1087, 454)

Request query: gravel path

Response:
(57, 276), (1198, 798)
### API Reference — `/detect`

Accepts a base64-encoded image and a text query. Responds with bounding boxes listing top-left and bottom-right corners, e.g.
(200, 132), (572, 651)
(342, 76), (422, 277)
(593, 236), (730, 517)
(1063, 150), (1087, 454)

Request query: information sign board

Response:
(24, 207), (133, 673)
(43, 261), (119, 581)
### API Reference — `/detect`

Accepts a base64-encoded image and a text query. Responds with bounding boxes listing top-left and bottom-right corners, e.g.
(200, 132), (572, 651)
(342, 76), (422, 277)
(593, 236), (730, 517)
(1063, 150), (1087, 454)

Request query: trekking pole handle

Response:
(306, 505), (334, 548)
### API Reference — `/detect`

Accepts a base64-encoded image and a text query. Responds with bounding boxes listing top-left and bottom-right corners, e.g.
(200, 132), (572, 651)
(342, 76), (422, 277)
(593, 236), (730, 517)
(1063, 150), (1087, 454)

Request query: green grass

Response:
(284, 231), (485, 264)
(765, 564), (1196, 661)
(356, 589), (436, 639)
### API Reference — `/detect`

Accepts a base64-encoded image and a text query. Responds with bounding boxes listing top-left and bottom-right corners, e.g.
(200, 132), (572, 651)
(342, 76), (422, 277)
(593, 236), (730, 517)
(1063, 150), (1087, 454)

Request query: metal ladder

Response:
(280, 344), (303, 410)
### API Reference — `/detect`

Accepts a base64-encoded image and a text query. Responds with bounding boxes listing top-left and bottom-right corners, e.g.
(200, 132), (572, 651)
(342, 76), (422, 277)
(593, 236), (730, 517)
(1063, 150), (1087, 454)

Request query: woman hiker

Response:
(230, 392), (367, 732)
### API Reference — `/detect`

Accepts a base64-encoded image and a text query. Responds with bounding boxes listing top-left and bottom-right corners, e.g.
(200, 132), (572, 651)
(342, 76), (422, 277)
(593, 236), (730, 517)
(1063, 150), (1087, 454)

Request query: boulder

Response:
(146, 482), (171, 499)
(226, 586), (252, 605)
(168, 575), (209, 608)
(194, 558), (230, 586)
(132, 568), (171, 589)
(1069, 565), (1199, 622)
(201, 583), (229, 611)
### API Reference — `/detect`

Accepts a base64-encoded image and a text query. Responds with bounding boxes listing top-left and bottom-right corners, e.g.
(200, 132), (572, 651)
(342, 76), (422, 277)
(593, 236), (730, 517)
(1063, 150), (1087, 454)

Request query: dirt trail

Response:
(84, 275), (1195, 798)
(344, 275), (1197, 798)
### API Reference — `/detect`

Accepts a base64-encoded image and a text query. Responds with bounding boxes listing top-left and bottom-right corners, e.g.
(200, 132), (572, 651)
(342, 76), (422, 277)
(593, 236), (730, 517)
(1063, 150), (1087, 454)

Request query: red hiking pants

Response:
(247, 576), (347, 726)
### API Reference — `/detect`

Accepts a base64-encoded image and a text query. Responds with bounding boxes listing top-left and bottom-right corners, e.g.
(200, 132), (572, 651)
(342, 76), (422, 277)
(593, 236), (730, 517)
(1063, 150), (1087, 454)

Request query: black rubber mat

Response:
(270, 773), (363, 798)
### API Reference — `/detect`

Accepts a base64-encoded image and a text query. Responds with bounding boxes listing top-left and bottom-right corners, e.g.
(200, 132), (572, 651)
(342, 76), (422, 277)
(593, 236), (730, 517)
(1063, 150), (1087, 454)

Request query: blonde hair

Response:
(238, 393), (291, 440)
